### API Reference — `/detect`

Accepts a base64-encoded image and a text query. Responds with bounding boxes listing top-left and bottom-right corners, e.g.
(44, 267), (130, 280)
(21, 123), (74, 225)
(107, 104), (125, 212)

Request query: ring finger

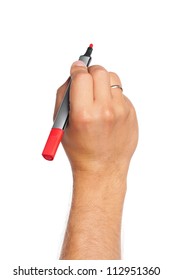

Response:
(109, 72), (123, 99)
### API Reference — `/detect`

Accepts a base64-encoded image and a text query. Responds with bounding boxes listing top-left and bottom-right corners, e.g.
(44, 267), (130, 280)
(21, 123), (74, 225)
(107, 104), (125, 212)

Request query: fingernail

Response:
(72, 60), (86, 67)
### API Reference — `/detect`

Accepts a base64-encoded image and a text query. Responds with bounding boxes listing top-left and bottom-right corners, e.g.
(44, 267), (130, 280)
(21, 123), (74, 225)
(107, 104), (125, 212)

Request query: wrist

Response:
(60, 170), (126, 259)
(72, 169), (127, 210)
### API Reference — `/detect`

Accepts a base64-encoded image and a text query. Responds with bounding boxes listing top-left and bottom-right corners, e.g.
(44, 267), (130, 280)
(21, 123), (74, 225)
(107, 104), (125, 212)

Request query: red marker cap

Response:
(42, 128), (64, 161)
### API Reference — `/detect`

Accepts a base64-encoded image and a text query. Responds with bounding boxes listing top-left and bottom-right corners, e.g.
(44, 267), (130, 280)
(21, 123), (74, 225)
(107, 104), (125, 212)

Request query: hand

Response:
(54, 61), (138, 179)
(55, 61), (138, 259)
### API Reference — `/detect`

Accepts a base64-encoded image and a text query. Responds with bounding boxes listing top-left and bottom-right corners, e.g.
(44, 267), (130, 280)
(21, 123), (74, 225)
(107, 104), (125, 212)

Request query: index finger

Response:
(70, 61), (93, 111)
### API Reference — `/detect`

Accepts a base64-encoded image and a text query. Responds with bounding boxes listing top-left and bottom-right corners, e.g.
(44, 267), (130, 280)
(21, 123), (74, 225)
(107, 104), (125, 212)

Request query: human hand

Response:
(54, 61), (138, 180)
(56, 61), (138, 259)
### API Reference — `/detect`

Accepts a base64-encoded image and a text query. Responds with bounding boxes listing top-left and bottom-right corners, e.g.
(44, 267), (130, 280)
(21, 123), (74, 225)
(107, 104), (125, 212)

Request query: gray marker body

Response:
(53, 55), (92, 130)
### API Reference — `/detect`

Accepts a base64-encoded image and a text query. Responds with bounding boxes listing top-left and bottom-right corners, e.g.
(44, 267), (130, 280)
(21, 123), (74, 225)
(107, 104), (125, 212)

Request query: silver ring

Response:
(110, 85), (123, 91)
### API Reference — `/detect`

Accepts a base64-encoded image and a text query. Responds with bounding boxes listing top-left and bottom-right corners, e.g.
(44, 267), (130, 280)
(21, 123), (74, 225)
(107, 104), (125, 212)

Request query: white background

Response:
(0, 0), (173, 278)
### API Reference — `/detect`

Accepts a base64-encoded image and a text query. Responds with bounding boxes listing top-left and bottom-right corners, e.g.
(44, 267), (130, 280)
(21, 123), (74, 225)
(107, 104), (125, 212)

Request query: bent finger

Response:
(89, 65), (111, 103)
(70, 61), (93, 110)
(109, 72), (123, 99)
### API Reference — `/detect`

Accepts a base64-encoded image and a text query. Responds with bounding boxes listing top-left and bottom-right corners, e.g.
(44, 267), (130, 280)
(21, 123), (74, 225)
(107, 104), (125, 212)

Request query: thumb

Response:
(70, 60), (88, 77)
(53, 61), (88, 121)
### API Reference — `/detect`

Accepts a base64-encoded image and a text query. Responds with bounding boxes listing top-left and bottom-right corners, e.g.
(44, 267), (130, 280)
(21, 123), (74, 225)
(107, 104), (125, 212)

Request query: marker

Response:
(42, 44), (93, 161)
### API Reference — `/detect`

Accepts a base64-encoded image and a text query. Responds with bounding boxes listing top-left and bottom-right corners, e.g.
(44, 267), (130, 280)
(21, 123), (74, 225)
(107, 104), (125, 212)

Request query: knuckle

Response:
(90, 65), (108, 79)
(109, 71), (121, 81)
(129, 104), (137, 120)
(97, 104), (115, 124)
(124, 96), (137, 118)
(71, 110), (92, 128)
(115, 104), (127, 119)
(102, 107), (115, 123)
(129, 102), (135, 113)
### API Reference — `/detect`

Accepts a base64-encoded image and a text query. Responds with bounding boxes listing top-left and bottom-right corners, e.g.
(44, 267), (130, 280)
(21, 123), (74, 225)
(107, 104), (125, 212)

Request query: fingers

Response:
(109, 72), (123, 98)
(109, 72), (133, 116)
(54, 63), (129, 125)
(70, 60), (87, 76)
(88, 65), (111, 103)
(70, 63), (112, 108)
(109, 72), (122, 86)
(70, 61), (93, 110)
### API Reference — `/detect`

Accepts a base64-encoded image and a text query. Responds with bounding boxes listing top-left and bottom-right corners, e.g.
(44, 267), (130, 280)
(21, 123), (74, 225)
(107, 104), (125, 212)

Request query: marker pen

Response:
(42, 44), (93, 161)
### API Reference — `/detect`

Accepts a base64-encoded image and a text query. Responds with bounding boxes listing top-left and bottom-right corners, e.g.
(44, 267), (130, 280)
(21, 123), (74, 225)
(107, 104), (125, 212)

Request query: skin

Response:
(54, 60), (138, 259)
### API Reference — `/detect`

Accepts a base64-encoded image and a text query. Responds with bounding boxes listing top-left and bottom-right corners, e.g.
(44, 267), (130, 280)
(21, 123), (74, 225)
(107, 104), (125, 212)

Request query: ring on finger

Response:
(110, 84), (123, 91)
